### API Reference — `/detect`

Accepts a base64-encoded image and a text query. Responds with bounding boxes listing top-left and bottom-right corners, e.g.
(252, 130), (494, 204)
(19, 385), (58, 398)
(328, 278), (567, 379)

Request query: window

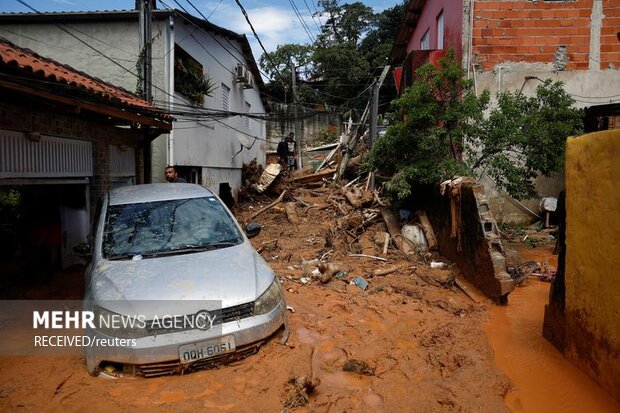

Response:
(244, 101), (251, 129)
(222, 83), (230, 112)
(174, 45), (213, 105)
(420, 30), (430, 50)
(437, 11), (444, 49)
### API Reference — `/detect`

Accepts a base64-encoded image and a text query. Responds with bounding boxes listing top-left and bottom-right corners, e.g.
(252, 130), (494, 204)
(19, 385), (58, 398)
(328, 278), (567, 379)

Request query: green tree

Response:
(367, 50), (583, 201)
(258, 1), (406, 110)
(259, 44), (315, 103)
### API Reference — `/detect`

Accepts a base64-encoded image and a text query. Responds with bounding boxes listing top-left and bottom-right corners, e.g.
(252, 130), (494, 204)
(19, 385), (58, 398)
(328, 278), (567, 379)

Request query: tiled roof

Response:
(0, 36), (172, 120)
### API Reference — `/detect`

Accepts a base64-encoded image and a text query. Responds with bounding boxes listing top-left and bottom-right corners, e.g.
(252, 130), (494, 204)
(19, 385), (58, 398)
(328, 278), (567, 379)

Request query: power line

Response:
(302, 0), (322, 34)
(233, 0), (283, 79)
(207, 0), (224, 20)
(288, 0), (315, 44)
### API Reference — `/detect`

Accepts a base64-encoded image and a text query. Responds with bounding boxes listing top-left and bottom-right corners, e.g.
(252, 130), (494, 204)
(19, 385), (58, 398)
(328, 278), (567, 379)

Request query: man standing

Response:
(285, 132), (297, 171)
(277, 135), (288, 168)
(164, 166), (187, 183)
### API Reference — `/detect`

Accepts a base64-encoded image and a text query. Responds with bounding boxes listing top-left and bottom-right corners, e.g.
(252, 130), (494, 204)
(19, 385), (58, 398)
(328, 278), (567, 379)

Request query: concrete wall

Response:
(428, 182), (514, 301)
(563, 129), (620, 400)
(265, 103), (342, 151)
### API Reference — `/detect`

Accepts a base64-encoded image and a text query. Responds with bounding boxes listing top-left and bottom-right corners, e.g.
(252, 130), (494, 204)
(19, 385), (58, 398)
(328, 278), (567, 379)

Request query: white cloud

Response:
(207, 2), (317, 56)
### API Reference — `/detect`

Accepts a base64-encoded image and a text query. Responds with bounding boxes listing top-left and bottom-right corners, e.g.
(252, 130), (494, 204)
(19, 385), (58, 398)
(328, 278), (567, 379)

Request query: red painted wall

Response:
(406, 0), (464, 60)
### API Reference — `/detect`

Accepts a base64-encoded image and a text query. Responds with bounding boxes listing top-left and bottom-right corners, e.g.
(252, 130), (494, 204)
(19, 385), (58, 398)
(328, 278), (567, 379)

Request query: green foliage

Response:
(314, 127), (340, 146)
(468, 80), (583, 199)
(368, 50), (583, 202)
(259, 44), (315, 102)
(174, 57), (215, 105)
(259, 1), (406, 109)
(367, 50), (482, 200)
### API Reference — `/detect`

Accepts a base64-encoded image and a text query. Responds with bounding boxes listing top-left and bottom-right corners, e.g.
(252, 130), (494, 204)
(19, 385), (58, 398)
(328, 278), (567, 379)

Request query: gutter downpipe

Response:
(467, 0), (475, 80)
(167, 15), (175, 166)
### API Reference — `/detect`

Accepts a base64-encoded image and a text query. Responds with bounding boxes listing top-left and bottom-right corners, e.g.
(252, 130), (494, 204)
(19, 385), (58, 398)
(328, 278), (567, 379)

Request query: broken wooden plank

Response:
(416, 210), (438, 250)
(454, 275), (479, 303)
(248, 190), (287, 221)
(382, 232), (390, 255)
(372, 265), (401, 277)
(348, 253), (388, 262)
(291, 169), (335, 184)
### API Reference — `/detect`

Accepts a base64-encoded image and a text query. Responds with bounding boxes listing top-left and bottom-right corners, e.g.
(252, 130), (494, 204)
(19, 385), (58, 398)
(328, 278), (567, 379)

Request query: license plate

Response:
(178, 336), (236, 364)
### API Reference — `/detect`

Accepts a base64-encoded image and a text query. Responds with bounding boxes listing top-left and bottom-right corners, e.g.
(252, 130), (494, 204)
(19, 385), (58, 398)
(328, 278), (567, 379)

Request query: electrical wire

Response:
(233, 0), (283, 79)
(288, 0), (316, 44)
(302, 0), (323, 33)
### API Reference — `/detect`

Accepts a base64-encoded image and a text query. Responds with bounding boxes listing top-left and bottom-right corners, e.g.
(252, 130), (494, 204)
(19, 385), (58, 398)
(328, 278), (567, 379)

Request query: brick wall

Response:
(0, 101), (145, 210)
(472, 0), (620, 70)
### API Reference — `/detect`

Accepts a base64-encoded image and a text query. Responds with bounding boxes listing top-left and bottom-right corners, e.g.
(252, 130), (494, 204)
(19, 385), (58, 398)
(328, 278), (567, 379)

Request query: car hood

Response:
(87, 242), (274, 307)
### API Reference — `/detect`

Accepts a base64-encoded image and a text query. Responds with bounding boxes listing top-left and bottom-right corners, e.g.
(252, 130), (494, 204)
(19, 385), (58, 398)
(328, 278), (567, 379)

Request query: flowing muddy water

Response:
(486, 245), (619, 413)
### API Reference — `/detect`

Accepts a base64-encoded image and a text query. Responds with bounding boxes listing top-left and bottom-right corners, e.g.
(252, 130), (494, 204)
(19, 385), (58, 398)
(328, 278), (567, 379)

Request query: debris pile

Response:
(236, 154), (470, 300)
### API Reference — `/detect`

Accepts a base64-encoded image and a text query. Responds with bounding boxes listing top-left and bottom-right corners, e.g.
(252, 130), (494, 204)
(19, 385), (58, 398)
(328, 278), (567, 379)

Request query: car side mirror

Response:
(73, 242), (92, 258)
(245, 223), (261, 238)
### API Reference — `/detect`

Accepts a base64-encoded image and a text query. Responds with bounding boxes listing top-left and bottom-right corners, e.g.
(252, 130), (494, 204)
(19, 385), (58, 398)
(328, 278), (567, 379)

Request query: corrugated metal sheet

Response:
(0, 130), (92, 178)
(109, 145), (135, 177)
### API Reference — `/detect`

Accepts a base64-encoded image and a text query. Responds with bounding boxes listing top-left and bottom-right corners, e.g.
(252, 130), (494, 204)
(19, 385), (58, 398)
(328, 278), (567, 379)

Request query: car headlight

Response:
(254, 280), (284, 315)
(93, 305), (149, 339)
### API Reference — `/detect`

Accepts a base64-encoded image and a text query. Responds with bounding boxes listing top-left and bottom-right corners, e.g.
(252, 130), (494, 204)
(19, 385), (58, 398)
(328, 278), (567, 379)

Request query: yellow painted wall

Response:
(565, 129), (620, 401)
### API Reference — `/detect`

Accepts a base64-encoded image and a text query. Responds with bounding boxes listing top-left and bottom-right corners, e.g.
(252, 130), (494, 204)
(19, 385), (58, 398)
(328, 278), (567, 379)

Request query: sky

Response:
(0, 0), (404, 59)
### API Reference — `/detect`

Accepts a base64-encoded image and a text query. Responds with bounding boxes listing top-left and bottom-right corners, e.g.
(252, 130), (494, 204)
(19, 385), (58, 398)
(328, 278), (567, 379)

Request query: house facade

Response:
(0, 8), (268, 199)
(0, 37), (171, 277)
(390, 0), (620, 223)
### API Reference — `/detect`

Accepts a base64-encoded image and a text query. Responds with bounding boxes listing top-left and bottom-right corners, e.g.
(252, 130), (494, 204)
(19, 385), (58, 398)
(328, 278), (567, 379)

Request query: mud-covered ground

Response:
(0, 185), (513, 412)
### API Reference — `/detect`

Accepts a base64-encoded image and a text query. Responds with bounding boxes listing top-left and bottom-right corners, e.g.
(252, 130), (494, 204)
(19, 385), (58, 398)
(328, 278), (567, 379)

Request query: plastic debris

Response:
(430, 261), (447, 269)
(350, 276), (369, 290)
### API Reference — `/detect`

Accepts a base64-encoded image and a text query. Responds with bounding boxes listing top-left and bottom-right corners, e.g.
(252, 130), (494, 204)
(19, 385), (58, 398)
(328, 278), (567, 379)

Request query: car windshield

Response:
(102, 196), (243, 259)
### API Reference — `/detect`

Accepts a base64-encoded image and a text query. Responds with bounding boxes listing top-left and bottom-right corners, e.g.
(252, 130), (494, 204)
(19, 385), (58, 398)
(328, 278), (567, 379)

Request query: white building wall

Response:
(171, 21), (267, 174)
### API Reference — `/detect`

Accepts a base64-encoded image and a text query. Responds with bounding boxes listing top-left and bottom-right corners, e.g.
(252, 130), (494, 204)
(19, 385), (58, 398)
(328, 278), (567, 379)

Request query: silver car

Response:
(81, 183), (288, 377)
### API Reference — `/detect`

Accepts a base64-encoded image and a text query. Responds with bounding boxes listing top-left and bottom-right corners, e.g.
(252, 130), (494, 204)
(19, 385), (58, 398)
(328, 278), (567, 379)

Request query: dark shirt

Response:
(173, 177), (187, 183)
(277, 140), (288, 159)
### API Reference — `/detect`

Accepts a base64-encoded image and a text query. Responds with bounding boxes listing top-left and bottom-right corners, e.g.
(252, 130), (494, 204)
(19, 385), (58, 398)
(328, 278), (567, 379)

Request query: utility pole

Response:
(290, 62), (303, 170)
(335, 65), (390, 182)
(138, 0), (153, 102)
(138, 0), (154, 182)
(368, 79), (379, 190)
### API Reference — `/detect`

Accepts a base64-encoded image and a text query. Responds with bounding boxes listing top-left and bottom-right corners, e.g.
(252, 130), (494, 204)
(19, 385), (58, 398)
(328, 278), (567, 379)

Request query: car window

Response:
(102, 196), (243, 259)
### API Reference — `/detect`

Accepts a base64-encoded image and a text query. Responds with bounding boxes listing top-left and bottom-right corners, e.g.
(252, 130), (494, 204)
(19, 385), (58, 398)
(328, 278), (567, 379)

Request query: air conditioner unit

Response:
(235, 63), (248, 82)
(243, 74), (254, 90)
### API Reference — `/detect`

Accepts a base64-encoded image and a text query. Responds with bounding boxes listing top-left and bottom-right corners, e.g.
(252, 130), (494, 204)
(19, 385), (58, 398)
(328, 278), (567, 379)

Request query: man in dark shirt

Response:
(164, 166), (187, 183)
(277, 135), (288, 168)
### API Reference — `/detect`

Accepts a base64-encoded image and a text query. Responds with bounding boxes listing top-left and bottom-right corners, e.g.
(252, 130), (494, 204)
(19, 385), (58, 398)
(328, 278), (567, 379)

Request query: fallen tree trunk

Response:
(416, 210), (438, 250)
(285, 202), (300, 224)
(372, 265), (401, 277)
(380, 207), (417, 257)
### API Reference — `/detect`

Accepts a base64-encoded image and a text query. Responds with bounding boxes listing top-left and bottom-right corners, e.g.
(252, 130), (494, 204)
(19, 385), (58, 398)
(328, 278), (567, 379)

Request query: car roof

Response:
(108, 183), (215, 206)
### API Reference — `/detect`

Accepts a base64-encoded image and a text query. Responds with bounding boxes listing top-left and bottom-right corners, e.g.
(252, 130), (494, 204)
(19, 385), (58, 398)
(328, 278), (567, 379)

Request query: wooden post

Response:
(380, 207), (417, 257)
(416, 210), (438, 250)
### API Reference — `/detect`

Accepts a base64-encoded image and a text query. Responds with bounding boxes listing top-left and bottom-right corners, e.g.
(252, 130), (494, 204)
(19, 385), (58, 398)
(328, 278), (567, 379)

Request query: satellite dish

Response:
(237, 134), (251, 148)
